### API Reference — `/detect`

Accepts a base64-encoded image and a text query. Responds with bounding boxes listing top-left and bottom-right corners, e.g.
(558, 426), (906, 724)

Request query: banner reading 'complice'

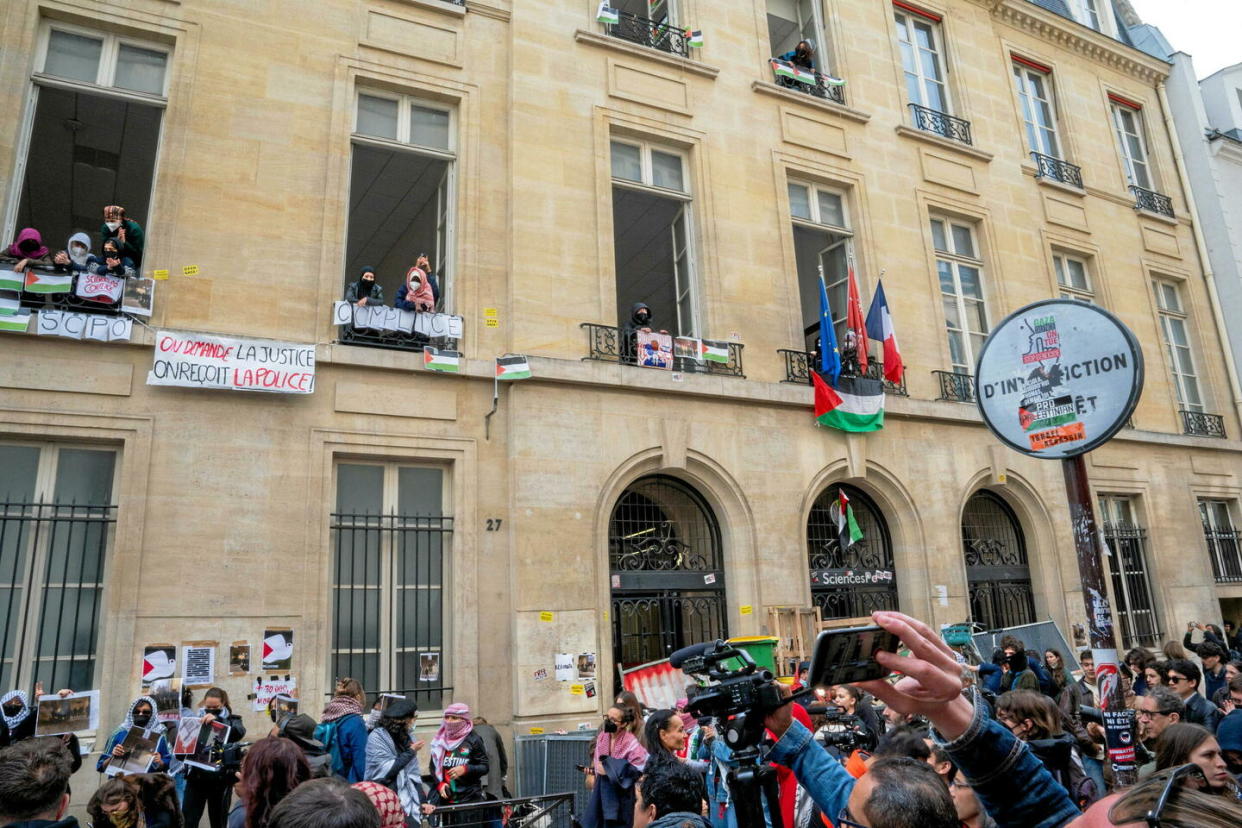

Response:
(147, 330), (316, 394)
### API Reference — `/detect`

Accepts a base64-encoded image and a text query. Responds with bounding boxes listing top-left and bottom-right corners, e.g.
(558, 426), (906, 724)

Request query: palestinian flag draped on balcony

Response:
(812, 370), (884, 432)
(771, 59), (816, 85)
(836, 489), (864, 550)
(24, 270), (73, 294)
(0, 270), (23, 292)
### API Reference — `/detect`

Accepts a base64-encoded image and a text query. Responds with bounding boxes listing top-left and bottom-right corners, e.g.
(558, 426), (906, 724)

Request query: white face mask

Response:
(105, 221), (121, 231)
(366, 711), (380, 728)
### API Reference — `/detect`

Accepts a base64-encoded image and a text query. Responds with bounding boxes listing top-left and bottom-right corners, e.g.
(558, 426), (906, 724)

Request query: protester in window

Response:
(396, 256), (436, 314)
(344, 268), (385, 308)
(0, 737), (77, 828)
(421, 704), (490, 827)
(620, 303), (658, 364)
(774, 40), (816, 91)
(317, 682), (368, 783)
(350, 783), (405, 828)
(183, 688), (247, 828)
(228, 737), (311, 828)
(273, 715), (332, 779)
(267, 778), (380, 828)
(583, 703), (646, 828)
(101, 205), (145, 268)
(52, 232), (93, 274)
(364, 699), (423, 824)
(996, 689), (1098, 808)
(88, 775), (180, 828)
(1153, 723), (1239, 799)
(4, 228), (52, 271)
(85, 237), (137, 280)
(1167, 659), (1222, 732)
(632, 758), (709, 828)
(97, 696), (172, 774)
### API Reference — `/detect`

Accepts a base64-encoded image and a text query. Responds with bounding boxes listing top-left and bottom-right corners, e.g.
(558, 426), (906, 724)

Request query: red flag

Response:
(846, 264), (868, 372)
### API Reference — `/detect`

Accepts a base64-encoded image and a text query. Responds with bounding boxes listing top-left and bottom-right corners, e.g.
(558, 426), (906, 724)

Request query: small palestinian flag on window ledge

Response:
(496, 354), (531, 380)
(686, 30), (704, 48)
(597, 2), (619, 24)
(424, 347), (460, 373)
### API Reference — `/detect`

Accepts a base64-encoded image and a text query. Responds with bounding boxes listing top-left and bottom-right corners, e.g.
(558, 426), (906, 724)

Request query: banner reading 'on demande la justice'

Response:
(146, 329), (316, 394)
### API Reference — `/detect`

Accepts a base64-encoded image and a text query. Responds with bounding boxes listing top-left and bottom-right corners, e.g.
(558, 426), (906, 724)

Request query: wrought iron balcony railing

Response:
(605, 11), (689, 57)
(581, 322), (744, 377)
(1180, 409), (1226, 438)
(933, 370), (975, 403)
(0, 258), (131, 318)
(1031, 151), (1083, 189)
(1205, 527), (1242, 583)
(1130, 185), (1174, 218)
(769, 60), (846, 106)
(778, 348), (907, 396)
(338, 323), (461, 354)
(909, 103), (973, 145)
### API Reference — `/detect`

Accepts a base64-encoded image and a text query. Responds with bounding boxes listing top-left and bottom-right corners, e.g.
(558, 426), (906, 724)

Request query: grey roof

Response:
(1027, 0), (1072, 16)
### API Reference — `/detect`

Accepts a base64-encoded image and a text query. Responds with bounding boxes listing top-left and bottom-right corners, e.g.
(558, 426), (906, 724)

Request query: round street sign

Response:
(974, 300), (1143, 459)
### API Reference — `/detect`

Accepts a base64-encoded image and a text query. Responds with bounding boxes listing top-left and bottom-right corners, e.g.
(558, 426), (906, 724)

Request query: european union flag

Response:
(819, 274), (841, 386)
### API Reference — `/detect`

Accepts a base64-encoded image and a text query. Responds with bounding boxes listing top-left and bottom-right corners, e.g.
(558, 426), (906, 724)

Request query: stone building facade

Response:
(1, 0), (1241, 793)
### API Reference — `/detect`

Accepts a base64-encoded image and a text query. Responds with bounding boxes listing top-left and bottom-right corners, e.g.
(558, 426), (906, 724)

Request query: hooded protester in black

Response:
(0, 691), (35, 746)
(1001, 649), (1040, 692)
(620, 302), (652, 363)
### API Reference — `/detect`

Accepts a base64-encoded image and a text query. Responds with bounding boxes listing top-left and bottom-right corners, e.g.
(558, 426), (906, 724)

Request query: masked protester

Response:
(100, 206), (145, 268)
(421, 704), (490, 827)
(97, 697), (172, 774)
(4, 228), (52, 271)
(183, 688), (247, 828)
(620, 303), (654, 364)
(345, 267), (385, 308)
(87, 775), (179, 828)
(87, 238), (137, 280)
(364, 700), (423, 824)
(583, 705), (647, 828)
(1, 691), (35, 747)
(52, 232), (93, 274)
(396, 256), (437, 313)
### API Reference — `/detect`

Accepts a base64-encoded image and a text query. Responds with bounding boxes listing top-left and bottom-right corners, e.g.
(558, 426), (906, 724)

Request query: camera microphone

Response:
(669, 641), (715, 668)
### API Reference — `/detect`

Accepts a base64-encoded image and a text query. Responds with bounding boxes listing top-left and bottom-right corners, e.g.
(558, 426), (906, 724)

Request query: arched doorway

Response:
(808, 484), (898, 619)
(609, 475), (727, 671)
(961, 490), (1035, 630)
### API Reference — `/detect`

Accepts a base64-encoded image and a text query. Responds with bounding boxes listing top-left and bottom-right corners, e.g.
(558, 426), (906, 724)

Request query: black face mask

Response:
(204, 708), (223, 717)
(132, 713), (152, 728)
(19, 241), (38, 254)
(2, 704), (21, 716)
(358, 279), (374, 298)
(603, 718), (618, 734)
(636, 314), (650, 324)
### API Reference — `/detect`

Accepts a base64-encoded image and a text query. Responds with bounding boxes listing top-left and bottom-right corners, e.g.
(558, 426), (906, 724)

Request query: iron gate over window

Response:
(1101, 520), (1162, 647)
(609, 476), (726, 670)
(330, 510), (452, 709)
(808, 485), (898, 619)
(961, 491), (1035, 631)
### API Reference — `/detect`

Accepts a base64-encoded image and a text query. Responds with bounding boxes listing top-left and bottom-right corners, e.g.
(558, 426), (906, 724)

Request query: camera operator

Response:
(633, 760), (710, 828)
(763, 610), (1080, 828)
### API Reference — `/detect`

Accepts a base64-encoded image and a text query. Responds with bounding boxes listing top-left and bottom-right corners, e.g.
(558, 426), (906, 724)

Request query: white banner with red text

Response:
(147, 330), (316, 394)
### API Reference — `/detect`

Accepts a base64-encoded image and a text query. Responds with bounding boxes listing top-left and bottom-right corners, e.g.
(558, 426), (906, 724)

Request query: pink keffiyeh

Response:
(430, 702), (474, 782)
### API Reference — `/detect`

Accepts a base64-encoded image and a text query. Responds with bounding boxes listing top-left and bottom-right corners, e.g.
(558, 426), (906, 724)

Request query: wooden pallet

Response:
(764, 606), (822, 678)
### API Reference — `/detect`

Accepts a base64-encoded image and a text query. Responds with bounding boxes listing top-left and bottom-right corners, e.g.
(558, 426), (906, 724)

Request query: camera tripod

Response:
(725, 745), (785, 828)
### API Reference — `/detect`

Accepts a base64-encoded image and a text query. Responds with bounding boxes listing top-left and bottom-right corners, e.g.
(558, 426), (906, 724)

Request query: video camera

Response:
(671, 640), (787, 755)
(805, 704), (877, 754)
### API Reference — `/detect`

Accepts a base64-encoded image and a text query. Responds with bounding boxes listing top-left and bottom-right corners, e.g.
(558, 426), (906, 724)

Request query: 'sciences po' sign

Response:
(974, 300), (1142, 459)
(147, 330), (315, 394)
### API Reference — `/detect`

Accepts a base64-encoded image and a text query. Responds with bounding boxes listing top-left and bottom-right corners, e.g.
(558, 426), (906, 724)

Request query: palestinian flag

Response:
(0, 295), (20, 315)
(24, 270), (73, 294)
(0, 270), (23, 292)
(836, 489), (864, 550)
(821, 75), (846, 86)
(700, 340), (729, 363)
(686, 30), (704, 48)
(424, 346), (460, 373)
(772, 59), (816, 84)
(812, 371), (884, 432)
(597, 2), (619, 24)
(0, 310), (31, 332)
(496, 355), (531, 380)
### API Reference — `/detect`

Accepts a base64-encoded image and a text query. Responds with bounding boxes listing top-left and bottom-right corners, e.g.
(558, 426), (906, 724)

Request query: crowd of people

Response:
(4, 206), (146, 279)
(0, 678), (507, 828)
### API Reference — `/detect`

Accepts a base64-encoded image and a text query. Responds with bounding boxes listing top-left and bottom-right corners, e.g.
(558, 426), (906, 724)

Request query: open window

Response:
(766, 0), (825, 66)
(610, 139), (697, 339)
(10, 23), (167, 260)
(788, 179), (851, 353)
(346, 92), (455, 310)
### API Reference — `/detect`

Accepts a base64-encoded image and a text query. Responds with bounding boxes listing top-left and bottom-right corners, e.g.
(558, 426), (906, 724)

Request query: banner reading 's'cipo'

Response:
(147, 330), (316, 394)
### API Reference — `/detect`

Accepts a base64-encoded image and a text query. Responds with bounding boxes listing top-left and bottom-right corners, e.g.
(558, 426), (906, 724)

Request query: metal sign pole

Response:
(1062, 454), (1136, 789)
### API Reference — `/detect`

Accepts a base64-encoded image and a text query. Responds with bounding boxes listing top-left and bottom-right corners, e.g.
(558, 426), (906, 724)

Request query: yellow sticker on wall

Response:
(539, 611), (554, 622)
(485, 319), (500, 328)
(152, 269), (170, 280)
(182, 265), (200, 276)
(570, 684), (585, 696)
(483, 308), (498, 318)
(529, 727), (545, 735)
(740, 605), (754, 616)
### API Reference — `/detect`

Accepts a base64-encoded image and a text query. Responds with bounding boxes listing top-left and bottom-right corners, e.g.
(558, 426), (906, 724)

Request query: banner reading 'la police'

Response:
(147, 330), (316, 394)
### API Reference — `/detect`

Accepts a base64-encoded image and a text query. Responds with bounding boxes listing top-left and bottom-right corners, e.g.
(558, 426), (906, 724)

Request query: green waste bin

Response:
(725, 635), (779, 675)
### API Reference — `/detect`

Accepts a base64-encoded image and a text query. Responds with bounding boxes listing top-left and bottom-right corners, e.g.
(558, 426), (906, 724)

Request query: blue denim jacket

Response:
(766, 721), (854, 825)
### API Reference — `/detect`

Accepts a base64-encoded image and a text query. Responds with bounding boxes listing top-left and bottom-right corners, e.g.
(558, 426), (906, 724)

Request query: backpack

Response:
(313, 717), (350, 777)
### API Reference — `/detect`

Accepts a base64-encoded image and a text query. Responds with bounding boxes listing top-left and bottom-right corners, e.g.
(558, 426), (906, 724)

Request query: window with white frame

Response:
(330, 462), (450, 707)
(1152, 279), (1203, 413)
(1110, 101), (1153, 190)
(0, 444), (117, 692)
(1053, 252), (1092, 302)
(893, 5), (949, 114)
(346, 92), (455, 310)
(11, 23), (168, 259)
(610, 138), (698, 341)
(1098, 495), (1161, 647)
(788, 180), (852, 353)
(1200, 499), (1242, 583)
(931, 217), (988, 374)
(1080, 0), (1103, 31)
(1013, 61), (1060, 158)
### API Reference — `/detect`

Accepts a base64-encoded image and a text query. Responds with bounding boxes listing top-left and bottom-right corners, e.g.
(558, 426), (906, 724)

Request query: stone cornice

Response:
(993, 0), (1169, 85)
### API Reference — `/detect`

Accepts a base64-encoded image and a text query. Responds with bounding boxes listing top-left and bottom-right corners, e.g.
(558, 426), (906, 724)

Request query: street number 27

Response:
(485, 519), (503, 531)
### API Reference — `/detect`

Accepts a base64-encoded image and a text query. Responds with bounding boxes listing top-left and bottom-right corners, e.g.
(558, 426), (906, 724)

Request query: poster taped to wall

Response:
(262, 629), (294, 670)
(142, 645), (177, 683)
(419, 652), (440, 683)
(229, 643), (251, 675)
(182, 642), (217, 687)
(252, 677), (298, 712)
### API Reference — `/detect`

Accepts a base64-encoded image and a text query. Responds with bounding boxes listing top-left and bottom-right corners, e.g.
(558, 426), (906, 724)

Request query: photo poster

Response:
(142, 644), (177, 685)
(555, 653), (574, 682)
(149, 678), (183, 723)
(185, 719), (230, 771)
(34, 690), (99, 735)
(378, 693), (406, 714)
(252, 676), (297, 713)
(122, 277), (156, 317)
(262, 628), (294, 670)
(106, 726), (159, 776)
(174, 716), (203, 756)
(673, 336), (702, 363)
(229, 642), (251, 675)
(637, 331), (673, 369)
(576, 652), (597, 681)
(419, 652), (440, 683)
(182, 641), (217, 687)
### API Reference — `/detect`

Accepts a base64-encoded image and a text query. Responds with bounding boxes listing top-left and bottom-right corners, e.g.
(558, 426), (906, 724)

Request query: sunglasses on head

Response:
(1145, 763), (1207, 827)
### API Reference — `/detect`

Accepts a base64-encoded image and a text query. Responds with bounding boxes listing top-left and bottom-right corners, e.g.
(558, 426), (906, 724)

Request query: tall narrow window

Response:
(1081, 0), (1102, 31)
(330, 462), (451, 708)
(605, 0), (688, 56)
(13, 24), (167, 255)
(788, 180), (851, 353)
(932, 217), (988, 374)
(1013, 61), (1060, 158)
(1200, 500), (1241, 584)
(1110, 101), (1152, 190)
(1152, 280), (1203, 413)
(894, 6), (948, 114)
(1053, 253), (1093, 302)
(611, 139), (697, 343)
(1099, 496), (1161, 647)
(0, 444), (117, 691)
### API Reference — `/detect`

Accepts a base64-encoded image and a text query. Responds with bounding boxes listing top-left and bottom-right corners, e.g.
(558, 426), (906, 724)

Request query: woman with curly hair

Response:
(88, 775), (179, 828)
(227, 737), (311, 828)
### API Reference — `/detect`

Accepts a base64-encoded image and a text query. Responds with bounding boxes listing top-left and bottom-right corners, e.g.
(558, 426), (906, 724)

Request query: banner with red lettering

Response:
(75, 272), (125, 303)
(147, 330), (316, 394)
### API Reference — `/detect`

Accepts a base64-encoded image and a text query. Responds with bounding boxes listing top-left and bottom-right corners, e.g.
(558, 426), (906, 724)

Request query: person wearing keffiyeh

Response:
(351, 783), (406, 828)
(421, 703), (490, 826)
(97, 695), (173, 774)
(1, 690), (35, 746)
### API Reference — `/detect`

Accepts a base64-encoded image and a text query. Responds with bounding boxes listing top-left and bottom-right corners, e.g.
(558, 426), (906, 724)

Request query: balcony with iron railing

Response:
(1, 257), (142, 328)
(580, 322), (744, 377)
(1205, 527), (1242, 584)
(909, 103), (973, 146)
(1130, 185), (1175, 218)
(777, 348), (907, 396)
(1180, 409), (1226, 438)
(768, 60), (846, 106)
(333, 302), (460, 355)
(1031, 151), (1083, 189)
(933, 370), (975, 403)
(604, 11), (690, 57)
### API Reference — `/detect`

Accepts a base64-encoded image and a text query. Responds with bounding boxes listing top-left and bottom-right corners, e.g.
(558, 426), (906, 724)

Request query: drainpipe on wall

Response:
(1156, 81), (1242, 435)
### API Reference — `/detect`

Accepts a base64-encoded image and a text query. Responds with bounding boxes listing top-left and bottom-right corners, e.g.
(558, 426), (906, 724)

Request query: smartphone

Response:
(807, 624), (900, 687)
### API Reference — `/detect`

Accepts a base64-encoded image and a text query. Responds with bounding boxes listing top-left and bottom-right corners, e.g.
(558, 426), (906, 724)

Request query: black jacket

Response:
(0, 714), (35, 747)
(187, 711), (246, 783)
(620, 302), (651, 363)
(1182, 691), (1222, 732)
(473, 723), (509, 800)
(428, 731), (489, 806)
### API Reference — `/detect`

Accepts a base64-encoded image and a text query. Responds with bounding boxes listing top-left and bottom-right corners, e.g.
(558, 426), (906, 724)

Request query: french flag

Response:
(865, 280), (903, 384)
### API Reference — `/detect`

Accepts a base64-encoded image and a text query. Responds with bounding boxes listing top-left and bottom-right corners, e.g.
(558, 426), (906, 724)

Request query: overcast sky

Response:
(1125, 0), (1241, 79)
